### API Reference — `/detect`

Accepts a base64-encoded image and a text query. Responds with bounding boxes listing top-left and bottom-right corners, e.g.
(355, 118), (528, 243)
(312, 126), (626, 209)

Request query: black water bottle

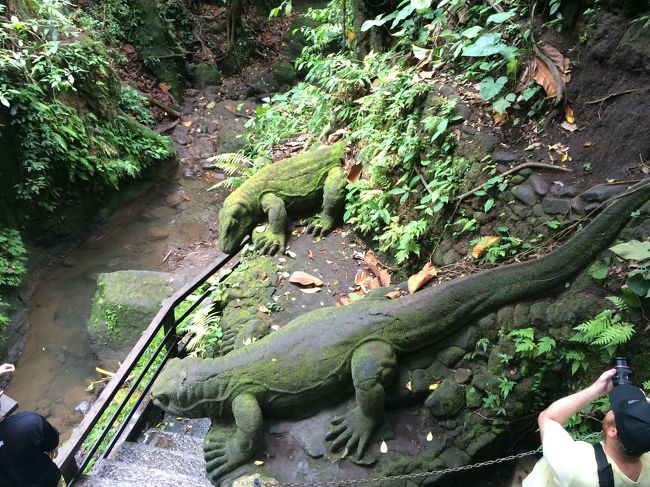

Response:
(613, 356), (633, 386)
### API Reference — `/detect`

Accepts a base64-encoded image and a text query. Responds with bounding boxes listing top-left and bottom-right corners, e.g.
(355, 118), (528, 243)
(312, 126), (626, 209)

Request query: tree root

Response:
(455, 161), (571, 202)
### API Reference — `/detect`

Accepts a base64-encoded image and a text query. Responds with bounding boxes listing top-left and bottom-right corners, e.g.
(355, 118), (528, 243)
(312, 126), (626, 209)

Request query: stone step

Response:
(89, 458), (212, 487)
(108, 440), (206, 478)
(142, 428), (205, 457)
(152, 416), (211, 440)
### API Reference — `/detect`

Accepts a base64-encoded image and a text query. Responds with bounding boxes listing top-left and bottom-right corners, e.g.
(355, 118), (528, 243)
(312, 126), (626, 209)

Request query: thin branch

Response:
(146, 95), (182, 119)
(586, 86), (649, 105)
(455, 162), (571, 202)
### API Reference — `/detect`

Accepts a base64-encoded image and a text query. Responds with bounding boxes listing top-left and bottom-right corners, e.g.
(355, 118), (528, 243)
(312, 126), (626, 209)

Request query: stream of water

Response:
(6, 164), (226, 440)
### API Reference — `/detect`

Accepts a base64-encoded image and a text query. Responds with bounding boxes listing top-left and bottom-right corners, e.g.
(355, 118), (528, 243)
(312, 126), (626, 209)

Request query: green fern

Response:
(570, 298), (635, 357)
(206, 152), (254, 173)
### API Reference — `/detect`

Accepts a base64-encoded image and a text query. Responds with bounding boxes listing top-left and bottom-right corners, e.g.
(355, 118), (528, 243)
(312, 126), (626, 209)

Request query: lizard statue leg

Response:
(307, 166), (346, 237)
(326, 340), (397, 460)
(220, 319), (269, 355)
(255, 193), (287, 255)
(204, 393), (262, 485)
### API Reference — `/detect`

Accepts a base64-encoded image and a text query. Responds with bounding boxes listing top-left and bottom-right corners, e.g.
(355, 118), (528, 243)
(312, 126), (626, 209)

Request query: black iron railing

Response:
(55, 237), (249, 484)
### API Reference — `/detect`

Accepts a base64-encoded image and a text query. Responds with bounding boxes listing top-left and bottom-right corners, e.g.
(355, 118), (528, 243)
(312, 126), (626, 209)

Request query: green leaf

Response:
(462, 33), (506, 57)
(460, 26), (483, 39)
(410, 0), (432, 10)
(479, 76), (507, 101)
(412, 44), (432, 60)
(588, 258), (609, 281)
(484, 198), (495, 212)
(486, 10), (516, 25)
(626, 273), (650, 297)
(492, 97), (511, 113)
(609, 240), (650, 261)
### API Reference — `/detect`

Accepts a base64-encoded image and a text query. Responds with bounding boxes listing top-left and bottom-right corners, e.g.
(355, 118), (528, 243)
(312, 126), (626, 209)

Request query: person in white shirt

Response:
(523, 368), (650, 487)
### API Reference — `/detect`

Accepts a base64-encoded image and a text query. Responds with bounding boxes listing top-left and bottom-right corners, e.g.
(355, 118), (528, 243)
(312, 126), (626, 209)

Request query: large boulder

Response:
(88, 270), (185, 367)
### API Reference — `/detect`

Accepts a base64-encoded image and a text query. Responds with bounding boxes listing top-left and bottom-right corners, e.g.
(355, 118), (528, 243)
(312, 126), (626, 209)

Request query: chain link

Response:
(254, 432), (603, 487)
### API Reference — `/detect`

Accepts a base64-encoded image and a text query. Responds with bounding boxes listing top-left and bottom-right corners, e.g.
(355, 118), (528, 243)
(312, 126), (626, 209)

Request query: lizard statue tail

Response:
(395, 179), (650, 349)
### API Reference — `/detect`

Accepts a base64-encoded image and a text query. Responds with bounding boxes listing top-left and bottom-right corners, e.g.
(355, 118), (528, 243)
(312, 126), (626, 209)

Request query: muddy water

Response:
(6, 167), (226, 440)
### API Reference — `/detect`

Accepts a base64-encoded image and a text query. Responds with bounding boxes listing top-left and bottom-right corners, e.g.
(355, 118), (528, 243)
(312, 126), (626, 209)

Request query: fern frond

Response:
(605, 296), (628, 312)
(592, 323), (635, 347)
(206, 152), (253, 169)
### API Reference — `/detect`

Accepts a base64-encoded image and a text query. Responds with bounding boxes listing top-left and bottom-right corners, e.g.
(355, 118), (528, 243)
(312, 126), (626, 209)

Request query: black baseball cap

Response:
(609, 384), (650, 455)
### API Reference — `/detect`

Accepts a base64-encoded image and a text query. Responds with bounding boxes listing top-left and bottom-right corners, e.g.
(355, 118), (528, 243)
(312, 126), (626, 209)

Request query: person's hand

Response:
(593, 368), (616, 397)
(0, 364), (15, 376)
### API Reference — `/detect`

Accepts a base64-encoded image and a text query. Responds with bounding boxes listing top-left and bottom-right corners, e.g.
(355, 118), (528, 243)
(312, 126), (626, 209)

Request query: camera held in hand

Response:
(613, 356), (633, 387)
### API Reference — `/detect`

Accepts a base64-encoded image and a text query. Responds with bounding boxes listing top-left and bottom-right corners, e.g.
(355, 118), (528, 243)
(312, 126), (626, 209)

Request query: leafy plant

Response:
(0, 229), (27, 287)
(570, 297), (635, 358)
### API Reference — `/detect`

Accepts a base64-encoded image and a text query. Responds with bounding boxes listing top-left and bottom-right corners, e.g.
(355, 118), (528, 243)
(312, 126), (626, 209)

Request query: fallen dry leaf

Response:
(346, 163), (363, 183)
(429, 383), (439, 390)
(122, 44), (136, 55)
(380, 440), (388, 453)
(299, 287), (322, 294)
(583, 141), (594, 147)
(159, 82), (171, 93)
(370, 276), (382, 289)
(407, 262), (438, 294)
(385, 289), (402, 299)
(258, 304), (271, 314)
(405, 381), (412, 392)
(533, 58), (557, 98)
(336, 296), (353, 306)
(470, 236), (500, 259)
(539, 44), (570, 81)
(224, 104), (236, 113)
(355, 270), (370, 286)
(254, 460), (264, 466)
(182, 120), (192, 127)
(289, 271), (323, 287)
(564, 102), (575, 123)
(560, 121), (578, 132)
(307, 249), (314, 260)
(363, 251), (391, 286)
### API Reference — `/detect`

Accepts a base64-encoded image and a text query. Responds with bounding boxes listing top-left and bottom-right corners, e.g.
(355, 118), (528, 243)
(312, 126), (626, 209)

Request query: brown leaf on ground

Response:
(533, 58), (557, 98)
(470, 236), (500, 259)
(258, 304), (271, 314)
(407, 262), (438, 294)
(346, 163), (362, 183)
(354, 270), (370, 287)
(224, 104), (236, 113)
(363, 251), (391, 286)
(289, 271), (323, 287)
(123, 44), (136, 55)
(159, 82), (171, 93)
(539, 44), (570, 81)
(565, 102), (575, 123)
(336, 296), (353, 306)
(385, 289), (402, 299)
(370, 276), (382, 288)
(307, 249), (314, 260)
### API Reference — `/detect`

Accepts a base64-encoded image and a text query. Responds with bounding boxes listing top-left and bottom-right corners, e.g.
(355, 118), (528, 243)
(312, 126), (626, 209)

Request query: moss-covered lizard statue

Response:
(153, 180), (650, 485)
(218, 141), (347, 255)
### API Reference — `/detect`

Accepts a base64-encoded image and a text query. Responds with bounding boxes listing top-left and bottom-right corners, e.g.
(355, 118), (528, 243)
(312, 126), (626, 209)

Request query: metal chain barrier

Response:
(253, 432), (602, 487)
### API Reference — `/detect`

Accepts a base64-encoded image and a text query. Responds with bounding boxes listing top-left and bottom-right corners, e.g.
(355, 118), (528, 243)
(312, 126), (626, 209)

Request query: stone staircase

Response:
(74, 416), (213, 487)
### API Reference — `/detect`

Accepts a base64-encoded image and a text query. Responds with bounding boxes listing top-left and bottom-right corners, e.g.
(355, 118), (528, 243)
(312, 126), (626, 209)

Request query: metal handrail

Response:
(55, 237), (249, 483)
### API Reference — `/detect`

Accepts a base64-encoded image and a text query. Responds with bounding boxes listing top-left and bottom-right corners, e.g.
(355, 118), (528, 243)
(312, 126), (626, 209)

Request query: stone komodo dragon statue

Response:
(218, 141), (347, 255)
(153, 179), (650, 486)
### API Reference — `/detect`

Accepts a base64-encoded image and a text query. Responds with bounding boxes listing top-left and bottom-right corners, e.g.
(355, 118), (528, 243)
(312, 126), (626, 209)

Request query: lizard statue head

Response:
(218, 199), (255, 254)
(152, 357), (230, 418)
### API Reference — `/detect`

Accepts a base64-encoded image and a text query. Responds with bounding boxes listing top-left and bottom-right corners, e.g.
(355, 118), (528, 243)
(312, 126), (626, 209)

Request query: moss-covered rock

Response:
(425, 379), (466, 417)
(88, 270), (185, 365)
(189, 63), (222, 89)
(270, 61), (297, 85)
